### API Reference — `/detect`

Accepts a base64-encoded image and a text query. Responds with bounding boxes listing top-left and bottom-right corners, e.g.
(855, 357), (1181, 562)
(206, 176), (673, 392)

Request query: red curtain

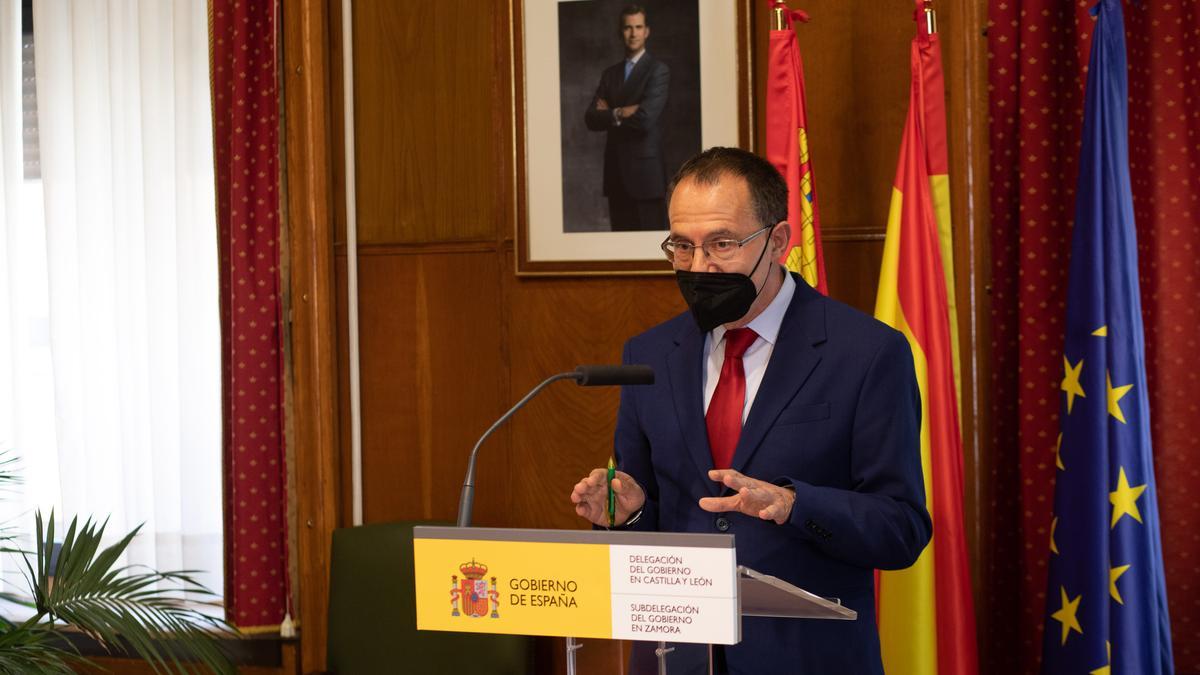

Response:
(210, 0), (289, 630)
(987, 1), (1200, 671)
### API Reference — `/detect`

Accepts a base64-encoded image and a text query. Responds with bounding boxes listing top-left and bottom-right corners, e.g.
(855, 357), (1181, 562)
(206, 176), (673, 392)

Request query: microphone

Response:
(456, 365), (655, 527)
(574, 364), (655, 387)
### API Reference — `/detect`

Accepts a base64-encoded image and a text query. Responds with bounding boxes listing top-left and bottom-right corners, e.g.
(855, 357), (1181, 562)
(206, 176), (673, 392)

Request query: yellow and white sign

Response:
(413, 527), (739, 645)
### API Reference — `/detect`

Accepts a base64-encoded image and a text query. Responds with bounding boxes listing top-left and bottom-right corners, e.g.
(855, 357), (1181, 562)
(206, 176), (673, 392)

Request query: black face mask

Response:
(674, 232), (772, 333)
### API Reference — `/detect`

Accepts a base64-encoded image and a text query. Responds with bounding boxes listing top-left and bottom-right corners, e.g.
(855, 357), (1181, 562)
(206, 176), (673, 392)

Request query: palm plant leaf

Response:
(0, 619), (88, 674)
(0, 450), (20, 488)
(0, 450), (25, 552)
(16, 511), (236, 674)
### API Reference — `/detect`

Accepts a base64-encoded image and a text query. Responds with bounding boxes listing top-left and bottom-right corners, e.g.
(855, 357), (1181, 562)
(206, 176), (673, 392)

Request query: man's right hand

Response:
(595, 98), (610, 111)
(570, 468), (645, 527)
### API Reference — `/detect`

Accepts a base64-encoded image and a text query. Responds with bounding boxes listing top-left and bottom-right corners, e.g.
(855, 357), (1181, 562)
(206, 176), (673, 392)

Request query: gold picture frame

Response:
(512, 0), (755, 276)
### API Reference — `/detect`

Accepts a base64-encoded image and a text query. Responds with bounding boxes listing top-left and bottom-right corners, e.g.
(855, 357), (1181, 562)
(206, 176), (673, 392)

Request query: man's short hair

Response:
(620, 4), (647, 28)
(668, 147), (788, 230)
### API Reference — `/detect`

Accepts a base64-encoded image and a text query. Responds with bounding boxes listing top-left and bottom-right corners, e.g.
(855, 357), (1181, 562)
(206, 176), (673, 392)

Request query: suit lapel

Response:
(666, 319), (719, 496)
(729, 277), (827, 476)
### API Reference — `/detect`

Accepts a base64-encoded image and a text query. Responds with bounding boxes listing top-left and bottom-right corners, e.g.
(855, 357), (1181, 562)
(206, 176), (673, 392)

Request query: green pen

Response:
(606, 457), (616, 527)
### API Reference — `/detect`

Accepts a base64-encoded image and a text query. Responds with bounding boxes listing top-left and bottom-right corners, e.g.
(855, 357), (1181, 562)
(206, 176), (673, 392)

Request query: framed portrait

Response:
(513, 0), (754, 275)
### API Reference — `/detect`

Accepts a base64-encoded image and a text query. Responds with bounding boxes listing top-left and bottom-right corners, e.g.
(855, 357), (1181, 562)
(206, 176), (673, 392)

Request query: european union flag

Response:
(1041, 1), (1174, 673)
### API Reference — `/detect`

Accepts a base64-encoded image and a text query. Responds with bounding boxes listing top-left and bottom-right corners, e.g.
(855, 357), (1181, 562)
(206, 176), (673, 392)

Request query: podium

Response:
(413, 526), (855, 674)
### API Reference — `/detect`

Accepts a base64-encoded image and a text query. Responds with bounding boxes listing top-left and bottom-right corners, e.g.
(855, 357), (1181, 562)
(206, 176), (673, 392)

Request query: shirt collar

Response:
(627, 49), (646, 65)
(711, 269), (795, 349)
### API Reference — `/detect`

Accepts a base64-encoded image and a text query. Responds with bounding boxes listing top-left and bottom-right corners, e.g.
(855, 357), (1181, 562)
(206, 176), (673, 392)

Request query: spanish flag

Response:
(765, 3), (826, 294)
(874, 4), (977, 674)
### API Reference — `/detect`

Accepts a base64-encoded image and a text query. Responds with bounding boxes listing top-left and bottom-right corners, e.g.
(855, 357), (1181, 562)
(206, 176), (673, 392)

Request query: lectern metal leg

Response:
(655, 641), (675, 675)
(707, 644), (714, 675)
(565, 636), (582, 675)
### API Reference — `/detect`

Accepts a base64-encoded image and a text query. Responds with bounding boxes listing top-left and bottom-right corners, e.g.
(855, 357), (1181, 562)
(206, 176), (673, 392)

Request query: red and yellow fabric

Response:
(873, 4), (977, 674)
(764, 3), (826, 294)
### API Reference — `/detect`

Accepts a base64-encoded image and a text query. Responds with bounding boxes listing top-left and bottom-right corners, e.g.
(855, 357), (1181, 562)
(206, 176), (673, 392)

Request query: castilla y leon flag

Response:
(765, 1), (826, 294)
(1040, 1), (1173, 673)
(873, 3), (977, 674)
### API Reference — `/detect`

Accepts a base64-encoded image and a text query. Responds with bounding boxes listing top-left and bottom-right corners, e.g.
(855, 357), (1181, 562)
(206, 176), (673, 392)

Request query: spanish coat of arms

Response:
(450, 559), (500, 618)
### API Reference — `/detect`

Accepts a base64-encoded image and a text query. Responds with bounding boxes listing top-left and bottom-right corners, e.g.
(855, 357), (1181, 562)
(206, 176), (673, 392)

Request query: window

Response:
(0, 1), (223, 608)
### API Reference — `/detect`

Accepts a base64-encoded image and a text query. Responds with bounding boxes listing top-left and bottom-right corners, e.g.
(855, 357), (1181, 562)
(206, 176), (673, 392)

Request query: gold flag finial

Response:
(924, 0), (937, 35)
(772, 1), (787, 31)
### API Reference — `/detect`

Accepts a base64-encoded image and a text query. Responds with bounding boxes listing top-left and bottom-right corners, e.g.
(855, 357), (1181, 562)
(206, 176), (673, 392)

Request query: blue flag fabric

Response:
(1040, 1), (1174, 673)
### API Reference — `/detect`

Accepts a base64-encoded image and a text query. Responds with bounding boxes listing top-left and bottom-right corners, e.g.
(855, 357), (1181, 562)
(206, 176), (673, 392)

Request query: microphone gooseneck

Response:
(455, 365), (655, 527)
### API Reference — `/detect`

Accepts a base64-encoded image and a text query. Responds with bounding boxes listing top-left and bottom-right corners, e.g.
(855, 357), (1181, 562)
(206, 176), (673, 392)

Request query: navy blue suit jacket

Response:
(616, 274), (932, 674)
(583, 52), (670, 200)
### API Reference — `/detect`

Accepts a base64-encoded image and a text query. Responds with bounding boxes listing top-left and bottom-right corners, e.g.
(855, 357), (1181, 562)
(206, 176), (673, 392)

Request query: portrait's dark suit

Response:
(616, 274), (932, 674)
(584, 52), (670, 231)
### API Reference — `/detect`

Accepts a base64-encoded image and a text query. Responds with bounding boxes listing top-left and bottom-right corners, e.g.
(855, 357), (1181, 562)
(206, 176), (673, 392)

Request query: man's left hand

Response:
(698, 469), (795, 525)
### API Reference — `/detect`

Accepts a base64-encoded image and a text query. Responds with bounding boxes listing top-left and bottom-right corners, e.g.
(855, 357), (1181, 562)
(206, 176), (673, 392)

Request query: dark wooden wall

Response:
(286, 0), (991, 672)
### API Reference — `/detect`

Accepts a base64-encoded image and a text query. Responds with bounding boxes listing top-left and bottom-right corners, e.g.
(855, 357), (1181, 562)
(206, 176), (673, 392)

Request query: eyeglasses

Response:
(660, 226), (772, 265)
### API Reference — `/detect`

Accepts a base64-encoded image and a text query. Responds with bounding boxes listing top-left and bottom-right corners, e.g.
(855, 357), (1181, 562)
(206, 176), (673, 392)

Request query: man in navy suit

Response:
(571, 147), (931, 674)
(584, 4), (670, 231)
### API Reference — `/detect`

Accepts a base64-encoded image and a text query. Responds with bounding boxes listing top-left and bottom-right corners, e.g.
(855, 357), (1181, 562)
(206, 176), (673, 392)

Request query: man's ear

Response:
(771, 221), (791, 258)
(645, 25), (651, 40)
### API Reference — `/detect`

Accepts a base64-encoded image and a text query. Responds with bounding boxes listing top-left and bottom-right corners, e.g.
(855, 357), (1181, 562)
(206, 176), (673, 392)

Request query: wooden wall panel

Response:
(504, 268), (684, 530)
(339, 249), (510, 525)
(822, 238), (886, 314)
(334, 255), (353, 526)
(350, 0), (504, 244)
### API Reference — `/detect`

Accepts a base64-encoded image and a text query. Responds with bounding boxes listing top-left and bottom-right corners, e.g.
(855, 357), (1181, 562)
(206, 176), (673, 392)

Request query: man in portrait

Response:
(584, 4), (670, 231)
(570, 147), (931, 673)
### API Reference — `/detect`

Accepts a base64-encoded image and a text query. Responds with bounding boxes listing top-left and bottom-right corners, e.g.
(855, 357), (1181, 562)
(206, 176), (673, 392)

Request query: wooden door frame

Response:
(282, 1), (341, 671)
(942, 0), (993, 657)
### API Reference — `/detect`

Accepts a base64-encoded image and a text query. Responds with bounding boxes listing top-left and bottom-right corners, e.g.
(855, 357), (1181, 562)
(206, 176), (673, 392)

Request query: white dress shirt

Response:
(702, 271), (796, 423)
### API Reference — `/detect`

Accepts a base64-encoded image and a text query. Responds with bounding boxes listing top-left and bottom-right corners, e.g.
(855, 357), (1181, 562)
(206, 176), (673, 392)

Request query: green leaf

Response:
(0, 621), (90, 674)
(13, 510), (237, 674)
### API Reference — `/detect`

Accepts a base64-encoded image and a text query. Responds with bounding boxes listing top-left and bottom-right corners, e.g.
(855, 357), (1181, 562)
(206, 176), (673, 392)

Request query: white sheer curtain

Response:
(1, 5), (22, 480)
(0, 0), (223, 601)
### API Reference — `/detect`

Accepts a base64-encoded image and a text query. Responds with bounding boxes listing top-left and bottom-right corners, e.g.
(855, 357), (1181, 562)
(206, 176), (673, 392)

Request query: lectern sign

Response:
(413, 527), (740, 645)
(608, 544), (738, 643)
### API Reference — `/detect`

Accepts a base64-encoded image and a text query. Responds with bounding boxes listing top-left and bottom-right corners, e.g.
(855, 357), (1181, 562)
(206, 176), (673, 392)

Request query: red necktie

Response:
(705, 328), (759, 470)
